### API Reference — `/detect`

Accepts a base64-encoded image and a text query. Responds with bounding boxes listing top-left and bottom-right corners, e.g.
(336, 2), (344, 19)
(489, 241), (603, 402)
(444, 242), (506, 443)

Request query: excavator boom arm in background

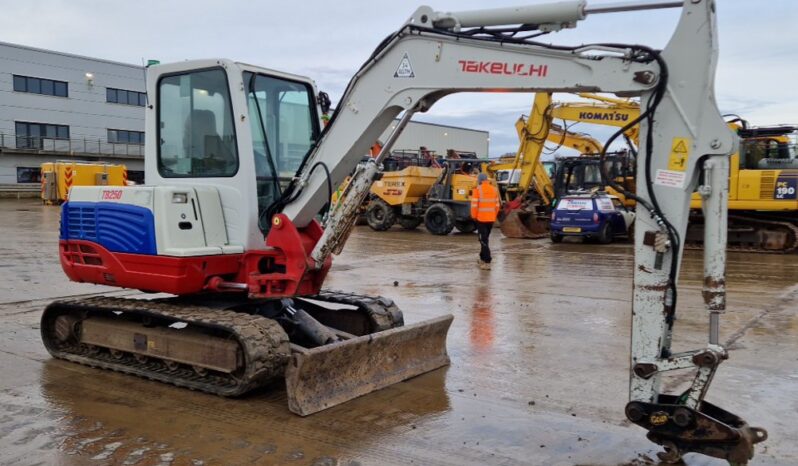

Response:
(548, 122), (604, 155)
(488, 93), (556, 204)
(550, 98), (641, 147)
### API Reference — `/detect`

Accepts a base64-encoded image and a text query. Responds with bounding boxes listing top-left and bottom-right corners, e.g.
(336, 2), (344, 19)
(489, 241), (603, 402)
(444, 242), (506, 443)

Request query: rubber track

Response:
(41, 296), (291, 397)
(41, 291), (406, 397)
(308, 290), (404, 330)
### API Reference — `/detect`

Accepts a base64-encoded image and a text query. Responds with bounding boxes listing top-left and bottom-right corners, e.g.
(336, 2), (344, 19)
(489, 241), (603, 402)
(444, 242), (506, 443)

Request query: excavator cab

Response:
(737, 126), (798, 170)
(553, 152), (636, 201)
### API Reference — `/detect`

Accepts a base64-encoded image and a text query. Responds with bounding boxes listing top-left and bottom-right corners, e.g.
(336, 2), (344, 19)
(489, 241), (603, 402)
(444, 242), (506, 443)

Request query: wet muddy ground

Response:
(0, 198), (795, 465)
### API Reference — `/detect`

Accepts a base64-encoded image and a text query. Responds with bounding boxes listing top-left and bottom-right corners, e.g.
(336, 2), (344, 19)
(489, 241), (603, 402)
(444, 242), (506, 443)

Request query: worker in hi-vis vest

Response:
(470, 173), (501, 270)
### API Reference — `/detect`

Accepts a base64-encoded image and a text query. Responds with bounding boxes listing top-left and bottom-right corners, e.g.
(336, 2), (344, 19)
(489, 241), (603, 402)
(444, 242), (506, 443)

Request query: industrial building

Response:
(0, 41), (147, 189)
(379, 119), (489, 157)
(0, 41), (488, 192)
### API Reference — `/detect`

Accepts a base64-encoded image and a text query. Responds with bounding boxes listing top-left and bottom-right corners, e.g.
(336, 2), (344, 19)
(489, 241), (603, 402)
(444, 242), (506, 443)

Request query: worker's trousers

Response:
(476, 221), (493, 263)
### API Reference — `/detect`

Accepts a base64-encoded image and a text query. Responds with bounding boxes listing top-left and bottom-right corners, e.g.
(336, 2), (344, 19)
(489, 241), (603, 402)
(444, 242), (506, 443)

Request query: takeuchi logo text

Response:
(458, 60), (548, 77)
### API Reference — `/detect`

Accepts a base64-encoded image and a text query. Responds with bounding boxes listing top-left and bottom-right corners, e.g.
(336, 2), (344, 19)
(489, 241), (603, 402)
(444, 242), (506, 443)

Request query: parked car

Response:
(550, 194), (634, 243)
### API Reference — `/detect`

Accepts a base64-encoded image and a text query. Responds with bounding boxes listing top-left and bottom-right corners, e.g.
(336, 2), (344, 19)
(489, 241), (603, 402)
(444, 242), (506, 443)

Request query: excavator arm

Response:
(288, 1), (764, 463)
(487, 93), (557, 239)
(492, 92), (610, 206)
(548, 122), (604, 154)
(488, 93), (555, 204)
(551, 95), (641, 146)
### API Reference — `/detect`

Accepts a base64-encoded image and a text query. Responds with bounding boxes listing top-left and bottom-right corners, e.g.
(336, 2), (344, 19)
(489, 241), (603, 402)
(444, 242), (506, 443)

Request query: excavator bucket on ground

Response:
(286, 314), (453, 415)
(499, 209), (549, 239)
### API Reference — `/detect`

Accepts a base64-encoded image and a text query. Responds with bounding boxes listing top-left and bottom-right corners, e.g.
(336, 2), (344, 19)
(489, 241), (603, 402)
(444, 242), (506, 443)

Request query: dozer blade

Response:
(285, 314), (453, 416)
(499, 210), (549, 239)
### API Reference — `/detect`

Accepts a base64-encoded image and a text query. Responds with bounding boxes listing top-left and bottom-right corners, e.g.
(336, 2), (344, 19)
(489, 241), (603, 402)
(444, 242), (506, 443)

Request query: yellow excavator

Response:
(690, 120), (798, 252)
(552, 95), (798, 252)
(486, 93), (555, 238)
(489, 92), (634, 238)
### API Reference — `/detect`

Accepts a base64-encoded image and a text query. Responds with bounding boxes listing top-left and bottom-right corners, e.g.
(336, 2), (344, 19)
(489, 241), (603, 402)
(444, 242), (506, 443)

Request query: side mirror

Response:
(317, 91), (332, 115)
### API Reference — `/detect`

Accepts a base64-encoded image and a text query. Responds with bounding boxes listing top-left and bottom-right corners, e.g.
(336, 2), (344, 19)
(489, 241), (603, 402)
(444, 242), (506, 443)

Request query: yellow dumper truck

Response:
(366, 165), (441, 230)
(366, 157), (488, 235)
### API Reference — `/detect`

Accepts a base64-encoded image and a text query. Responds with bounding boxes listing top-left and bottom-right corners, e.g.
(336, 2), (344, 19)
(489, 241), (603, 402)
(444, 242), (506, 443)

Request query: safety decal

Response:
(667, 137), (690, 171)
(394, 53), (415, 78)
(654, 169), (686, 189)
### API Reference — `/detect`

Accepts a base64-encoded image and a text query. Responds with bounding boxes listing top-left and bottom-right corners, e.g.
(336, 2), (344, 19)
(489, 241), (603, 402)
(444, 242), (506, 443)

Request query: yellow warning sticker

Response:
(668, 137), (690, 171)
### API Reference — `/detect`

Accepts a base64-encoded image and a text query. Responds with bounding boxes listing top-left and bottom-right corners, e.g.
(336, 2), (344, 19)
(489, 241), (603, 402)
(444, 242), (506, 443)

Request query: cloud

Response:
(0, 0), (794, 156)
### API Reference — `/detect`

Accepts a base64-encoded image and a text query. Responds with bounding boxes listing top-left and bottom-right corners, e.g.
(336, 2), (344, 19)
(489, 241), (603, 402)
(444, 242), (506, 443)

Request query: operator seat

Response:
(184, 109), (230, 175)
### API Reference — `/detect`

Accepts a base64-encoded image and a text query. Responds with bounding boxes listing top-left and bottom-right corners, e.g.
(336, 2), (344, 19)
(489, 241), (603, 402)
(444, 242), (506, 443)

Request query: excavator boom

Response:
(548, 122), (604, 154)
(487, 93), (555, 238)
(551, 97), (641, 146)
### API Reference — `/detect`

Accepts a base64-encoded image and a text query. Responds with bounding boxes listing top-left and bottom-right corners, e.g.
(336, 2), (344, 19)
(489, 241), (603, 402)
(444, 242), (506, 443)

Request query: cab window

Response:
(244, 71), (319, 232)
(157, 68), (238, 177)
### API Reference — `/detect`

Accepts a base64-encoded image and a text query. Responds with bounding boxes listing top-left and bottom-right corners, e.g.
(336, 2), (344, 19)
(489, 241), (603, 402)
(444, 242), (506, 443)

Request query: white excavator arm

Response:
(277, 0), (765, 463)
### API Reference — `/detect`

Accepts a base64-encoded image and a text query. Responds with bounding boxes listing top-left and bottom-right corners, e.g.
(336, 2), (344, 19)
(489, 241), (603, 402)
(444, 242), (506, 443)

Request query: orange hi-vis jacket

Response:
(470, 181), (500, 222)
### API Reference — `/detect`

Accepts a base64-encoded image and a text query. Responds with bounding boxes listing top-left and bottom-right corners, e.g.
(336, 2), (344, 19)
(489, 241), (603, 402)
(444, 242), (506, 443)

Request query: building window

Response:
(15, 121), (70, 149)
(16, 167), (42, 183)
(108, 129), (145, 144)
(107, 88), (146, 106)
(13, 75), (68, 97)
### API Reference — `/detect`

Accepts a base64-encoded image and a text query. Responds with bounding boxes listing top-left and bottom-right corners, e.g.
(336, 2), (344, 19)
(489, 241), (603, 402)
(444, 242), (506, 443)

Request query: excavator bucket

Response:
(499, 210), (549, 239)
(285, 314), (453, 416)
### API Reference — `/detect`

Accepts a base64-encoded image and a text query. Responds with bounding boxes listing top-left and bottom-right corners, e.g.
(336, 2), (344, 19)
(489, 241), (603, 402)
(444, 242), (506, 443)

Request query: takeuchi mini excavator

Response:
(43, 1), (766, 463)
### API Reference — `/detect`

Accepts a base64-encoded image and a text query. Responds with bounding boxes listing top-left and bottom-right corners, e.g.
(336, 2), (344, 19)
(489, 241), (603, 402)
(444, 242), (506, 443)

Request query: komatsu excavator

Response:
(691, 120), (798, 252)
(42, 0), (766, 463)
(491, 98), (604, 195)
(491, 91), (635, 238)
(553, 95), (798, 251)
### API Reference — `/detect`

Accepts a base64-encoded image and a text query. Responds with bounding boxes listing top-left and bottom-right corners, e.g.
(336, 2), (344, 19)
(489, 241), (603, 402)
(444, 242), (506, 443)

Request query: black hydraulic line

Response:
(248, 74), (282, 199)
(278, 22), (683, 298)
(308, 161), (333, 218)
(592, 46), (680, 317)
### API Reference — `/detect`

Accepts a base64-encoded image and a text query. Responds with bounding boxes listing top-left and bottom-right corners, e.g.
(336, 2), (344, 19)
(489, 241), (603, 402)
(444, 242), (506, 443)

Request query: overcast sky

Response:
(1, 0), (795, 157)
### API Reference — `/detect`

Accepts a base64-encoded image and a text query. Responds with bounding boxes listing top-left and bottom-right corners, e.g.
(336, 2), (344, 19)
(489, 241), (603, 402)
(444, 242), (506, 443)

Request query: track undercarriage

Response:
(686, 212), (798, 253)
(41, 291), (452, 415)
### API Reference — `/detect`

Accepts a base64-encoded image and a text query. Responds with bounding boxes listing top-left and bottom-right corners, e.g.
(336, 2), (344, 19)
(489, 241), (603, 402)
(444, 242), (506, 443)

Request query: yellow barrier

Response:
(40, 161), (127, 204)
